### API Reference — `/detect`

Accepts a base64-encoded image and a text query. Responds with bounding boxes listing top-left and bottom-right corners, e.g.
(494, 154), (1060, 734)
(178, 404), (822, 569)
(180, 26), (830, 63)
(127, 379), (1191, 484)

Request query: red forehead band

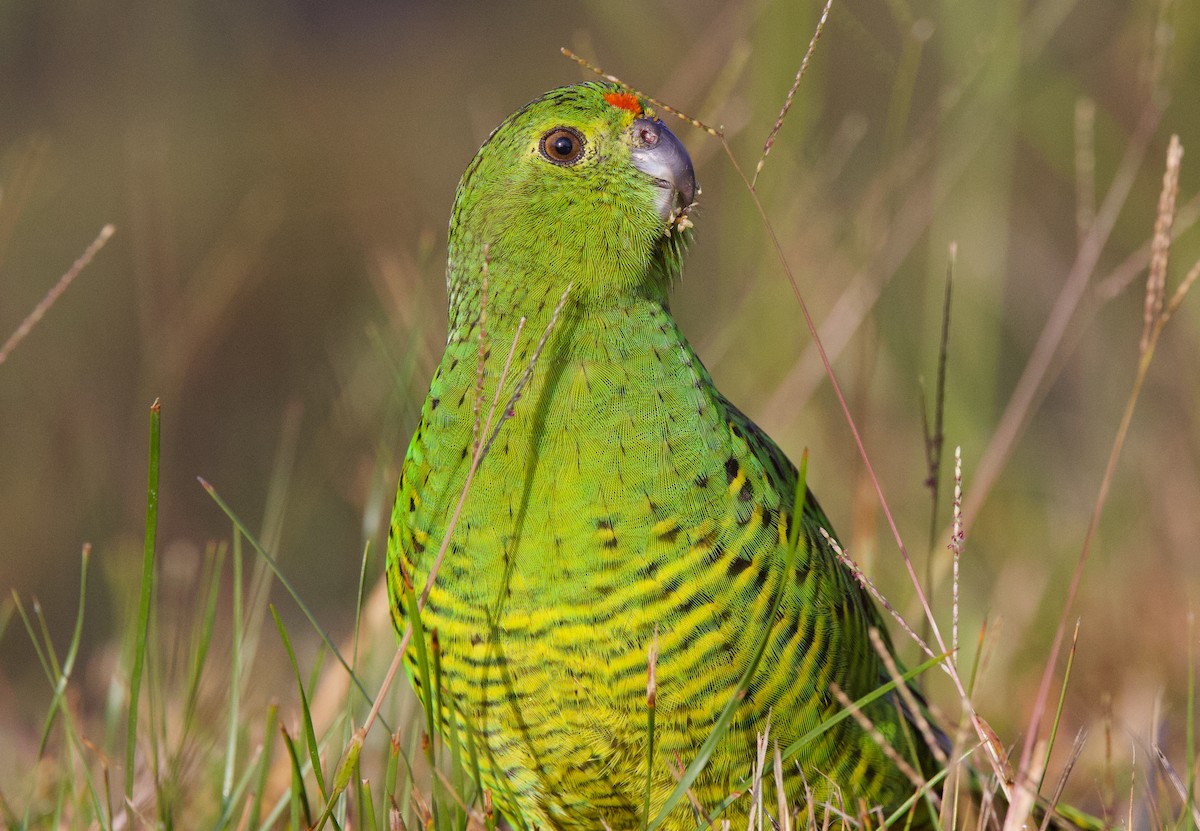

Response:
(604, 92), (644, 117)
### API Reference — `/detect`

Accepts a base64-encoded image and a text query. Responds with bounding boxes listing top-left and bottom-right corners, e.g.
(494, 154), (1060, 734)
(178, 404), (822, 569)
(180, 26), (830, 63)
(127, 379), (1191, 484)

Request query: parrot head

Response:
(447, 82), (699, 305)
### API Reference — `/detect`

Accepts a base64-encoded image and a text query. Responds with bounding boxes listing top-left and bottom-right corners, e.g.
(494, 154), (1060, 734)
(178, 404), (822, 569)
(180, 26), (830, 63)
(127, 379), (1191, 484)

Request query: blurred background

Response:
(1, 0), (1197, 813)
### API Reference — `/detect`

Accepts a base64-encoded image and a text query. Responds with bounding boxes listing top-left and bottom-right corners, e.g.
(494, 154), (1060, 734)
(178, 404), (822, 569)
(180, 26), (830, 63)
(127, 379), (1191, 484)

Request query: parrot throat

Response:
(446, 225), (692, 338)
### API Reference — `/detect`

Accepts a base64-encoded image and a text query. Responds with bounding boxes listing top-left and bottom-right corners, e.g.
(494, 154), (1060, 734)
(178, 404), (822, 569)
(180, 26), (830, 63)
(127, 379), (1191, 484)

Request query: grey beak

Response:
(630, 117), (698, 221)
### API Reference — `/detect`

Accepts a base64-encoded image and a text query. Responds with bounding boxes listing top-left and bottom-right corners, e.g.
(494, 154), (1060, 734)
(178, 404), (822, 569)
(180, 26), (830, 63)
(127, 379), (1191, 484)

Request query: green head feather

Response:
(447, 82), (696, 328)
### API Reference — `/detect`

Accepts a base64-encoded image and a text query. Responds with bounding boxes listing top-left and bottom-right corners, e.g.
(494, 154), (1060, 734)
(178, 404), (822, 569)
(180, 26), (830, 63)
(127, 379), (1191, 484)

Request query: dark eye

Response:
(540, 127), (585, 165)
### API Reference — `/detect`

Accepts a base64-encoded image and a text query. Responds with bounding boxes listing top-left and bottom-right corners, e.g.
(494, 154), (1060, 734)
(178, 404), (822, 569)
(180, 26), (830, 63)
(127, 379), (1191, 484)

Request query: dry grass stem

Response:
(1142, 135), (1182, 352)
(1096, 187), (1200, 300)
(752, 0), (834, 187)
(828, 682), (933, 804)
(479, 281), (573, 462)
(1153, 745), (1200, 827)
(922, 242), (955, 552)
(973, 714), (1014, 787)
(0, 223), (115, 367)
(868, 627), (947, 766)
(774, 741), (791, 831)
(950, 446), (964, 668)
(747, 714), (772, 831)
(1163, 257), (1200, 321)
(1001, 740), (1045, 831)
(561, 48), (723, 138)
(823, 529), (935, 663)
(1038, 730), (1087, 831)
(666, 755), (711, 822)
(1075, 97), (1097, 243)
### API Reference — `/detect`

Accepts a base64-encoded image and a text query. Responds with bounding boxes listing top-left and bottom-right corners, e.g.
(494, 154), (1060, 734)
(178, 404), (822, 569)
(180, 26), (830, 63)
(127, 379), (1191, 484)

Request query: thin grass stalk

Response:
(350, 541), (372, 708)
(443, 683), (468, 831)
(269, 605), (328, 804)
(1074, 97), (1097, 245)
(382, 732), (400, 828)
(178, 542), (225, 756)
(1039, 730), (1088, 831)
(361, 778), (378, 831)
(250, 702), (279, 830)
(772, 741), (789, 831)
(0, 224), (115, 367)
(922, 245), (954, 562)
(751, 0), (833, 187)
(429, 629), (446, 829)
(642, 629), (659, 831)
(126, 399), (161, 819)
(279, 724), (311, 830)
(1186, 610), (1196, 831)
(224, 530), (244, 806)
(36, 544), (90, 756)
(869, 628), (946, 767)
(1037, 619), (1080, 795)
(950, 447), (963, 669)
(241, 403), (304, 698)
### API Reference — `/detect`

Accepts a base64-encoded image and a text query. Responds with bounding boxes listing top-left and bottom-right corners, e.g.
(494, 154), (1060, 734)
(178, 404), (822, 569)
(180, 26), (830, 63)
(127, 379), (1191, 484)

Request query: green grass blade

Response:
(360, 776), (378, 831)
(384, 732), (401, 826)
(779, 651), (948, 766)
(126, 399), (161, 810)
(1038, 619), (1080, 794)
(199, 477), (387, 732)
(1187, 610), (1196, 831)
(401, 585), (437, 759)
(178, 542), (225, 755)
(279, 724), (313, 830)
(883, 758), (958, 828)
(430, 630), (448, 830)
(222, 530), (244, 809)
(350, 541), (372, 711)
(443, 682), (469, 829)
(36, 544), (90, 756)
(270, 605), (328, 803)
(11, 594), (53, 684)
(33, 600), (63, 683)
(250, 702), (279, 830)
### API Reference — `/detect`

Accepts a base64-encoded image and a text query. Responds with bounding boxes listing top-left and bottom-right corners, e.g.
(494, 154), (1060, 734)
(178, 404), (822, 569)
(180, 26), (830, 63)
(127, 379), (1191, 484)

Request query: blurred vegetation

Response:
(1, 0), (1198, 821)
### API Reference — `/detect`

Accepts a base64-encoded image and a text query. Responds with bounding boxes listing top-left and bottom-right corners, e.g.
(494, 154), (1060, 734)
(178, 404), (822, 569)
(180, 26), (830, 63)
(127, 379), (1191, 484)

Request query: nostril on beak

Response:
(630, 117), (698, 220)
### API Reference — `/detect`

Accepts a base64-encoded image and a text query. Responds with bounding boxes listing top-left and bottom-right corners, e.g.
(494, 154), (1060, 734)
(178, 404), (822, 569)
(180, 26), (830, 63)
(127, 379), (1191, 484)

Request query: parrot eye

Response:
(540, 127), (585, 165)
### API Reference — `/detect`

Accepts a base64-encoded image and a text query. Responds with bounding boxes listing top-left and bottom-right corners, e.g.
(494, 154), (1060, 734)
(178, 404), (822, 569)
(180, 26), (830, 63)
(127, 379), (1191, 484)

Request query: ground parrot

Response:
(387, 82), (943, 830)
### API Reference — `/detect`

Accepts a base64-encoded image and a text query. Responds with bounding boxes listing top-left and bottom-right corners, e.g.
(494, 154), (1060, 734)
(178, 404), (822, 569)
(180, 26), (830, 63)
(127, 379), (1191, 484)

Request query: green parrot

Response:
(387, 82), (939, 830)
